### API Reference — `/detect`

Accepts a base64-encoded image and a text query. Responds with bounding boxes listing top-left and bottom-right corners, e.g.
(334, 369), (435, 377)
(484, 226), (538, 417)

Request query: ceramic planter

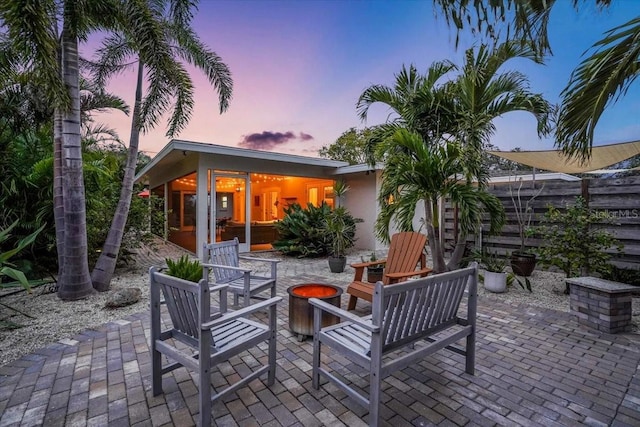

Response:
(510, 252), (537, 277)
(484, 271), (507, 293)
(328, 256), (347, 273)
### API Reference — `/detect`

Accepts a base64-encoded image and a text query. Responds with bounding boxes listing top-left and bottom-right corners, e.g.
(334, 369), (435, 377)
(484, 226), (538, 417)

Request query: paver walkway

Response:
(1, 246), (640, 426)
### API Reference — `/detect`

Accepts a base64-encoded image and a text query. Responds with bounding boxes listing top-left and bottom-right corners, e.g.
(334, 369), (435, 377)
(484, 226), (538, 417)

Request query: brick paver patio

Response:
(1, 252), (640, 426)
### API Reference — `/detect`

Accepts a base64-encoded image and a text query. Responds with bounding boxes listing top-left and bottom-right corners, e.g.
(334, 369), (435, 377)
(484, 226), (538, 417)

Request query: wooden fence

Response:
(443, 176), (640, 269)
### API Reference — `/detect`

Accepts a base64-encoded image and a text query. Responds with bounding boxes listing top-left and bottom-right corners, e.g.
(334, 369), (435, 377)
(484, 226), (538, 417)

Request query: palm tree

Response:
(1, 0), (126, 300)
(447, 42), (551, 264)
(453, 41), (550, 185)
(434, 0), (635, 161)
(358, 43), (550, 270)
(0, 1), (195, 300)
(357, 61), (458, 156)
(89, 1), (232, 292)
(375, 129), (504, 273)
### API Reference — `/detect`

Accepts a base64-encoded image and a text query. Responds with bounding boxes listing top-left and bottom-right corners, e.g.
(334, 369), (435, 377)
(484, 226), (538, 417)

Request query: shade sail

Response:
(488, 140), (640, 174)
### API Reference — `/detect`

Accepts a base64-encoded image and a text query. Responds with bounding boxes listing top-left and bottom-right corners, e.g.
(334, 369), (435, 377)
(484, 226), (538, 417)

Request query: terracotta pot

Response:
(510, 252), (537, 277)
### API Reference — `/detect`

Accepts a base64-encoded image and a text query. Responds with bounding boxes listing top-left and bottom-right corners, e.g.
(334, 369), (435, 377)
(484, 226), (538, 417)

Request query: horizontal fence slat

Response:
(443, 176), (640, 269)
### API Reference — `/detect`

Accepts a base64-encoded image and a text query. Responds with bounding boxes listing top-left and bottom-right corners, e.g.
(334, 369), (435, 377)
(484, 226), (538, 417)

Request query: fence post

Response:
(581, 178), (590, 207)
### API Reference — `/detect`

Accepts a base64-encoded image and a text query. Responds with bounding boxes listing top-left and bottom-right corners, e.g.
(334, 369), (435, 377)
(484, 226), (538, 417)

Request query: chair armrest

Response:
(208, 284), (229, 293)
(201, 296), (282, 330)
(202, 263), (251, 273)
(239, 256), (281, 265)
(386, 268), (432, 282)
(350, 259), (387, 269)
(309, 298), (380, 333)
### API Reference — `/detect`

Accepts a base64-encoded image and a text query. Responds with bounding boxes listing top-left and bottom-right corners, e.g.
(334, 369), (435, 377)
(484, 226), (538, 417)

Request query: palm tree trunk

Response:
(53, 109), (65, 271)
(57, 27), (93, 301)
(92, 62), (144, 291)
(53, 33), (65, 278)
(425, 199), (446, 273)
(447, 233), (468, 270)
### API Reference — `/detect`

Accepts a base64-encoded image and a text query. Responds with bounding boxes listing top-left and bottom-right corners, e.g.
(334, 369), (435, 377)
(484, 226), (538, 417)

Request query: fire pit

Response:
(287, 284), (343, 341)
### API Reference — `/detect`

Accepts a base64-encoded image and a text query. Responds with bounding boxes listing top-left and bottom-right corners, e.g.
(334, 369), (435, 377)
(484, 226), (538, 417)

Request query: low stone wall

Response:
(567, 276), (639, 334)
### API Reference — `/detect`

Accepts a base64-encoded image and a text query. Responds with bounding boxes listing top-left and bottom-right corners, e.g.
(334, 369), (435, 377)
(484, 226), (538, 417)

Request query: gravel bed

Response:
(0, 271), (151, 366)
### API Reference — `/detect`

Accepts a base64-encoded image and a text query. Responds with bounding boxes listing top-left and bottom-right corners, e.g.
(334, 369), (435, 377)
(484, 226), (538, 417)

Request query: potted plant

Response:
(165, 255), (202, 282)
(509, 179), (543, 276)
(473, 247), (509, 293)
(471, 246), (534, 293)
(323, 206), (359, 273)
(361, 252), (384, 283)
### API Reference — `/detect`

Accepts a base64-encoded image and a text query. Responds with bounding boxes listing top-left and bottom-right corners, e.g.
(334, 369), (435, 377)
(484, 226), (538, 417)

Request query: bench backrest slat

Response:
(151, 270), (211, 343)
(374, 265), (476, 353)
(203, 238), (242, 283)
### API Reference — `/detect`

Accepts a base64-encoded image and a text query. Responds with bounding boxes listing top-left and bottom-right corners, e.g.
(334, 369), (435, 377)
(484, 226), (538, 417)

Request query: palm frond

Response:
(557, 16), (640, 161)
(0, 0), (66, 108)
(432, 0), (556, 58)
(84, 33), (135, 87)
(170, 24), (232, 113)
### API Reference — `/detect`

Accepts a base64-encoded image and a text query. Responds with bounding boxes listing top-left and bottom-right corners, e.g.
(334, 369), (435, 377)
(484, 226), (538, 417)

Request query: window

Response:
(308, 187), (318, 207)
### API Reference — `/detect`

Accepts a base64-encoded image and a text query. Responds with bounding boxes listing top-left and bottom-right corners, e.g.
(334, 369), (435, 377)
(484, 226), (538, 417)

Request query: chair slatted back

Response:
(151, 269), (210, 341)
(373, 265), (476, 353)
(383, 232), (428, 285)
(203, 238), (243, 283)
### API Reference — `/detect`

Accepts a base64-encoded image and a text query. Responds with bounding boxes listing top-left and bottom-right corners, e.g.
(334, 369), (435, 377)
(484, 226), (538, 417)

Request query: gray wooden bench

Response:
(566, 276), (639, 333)
(310, 264), (478, 427)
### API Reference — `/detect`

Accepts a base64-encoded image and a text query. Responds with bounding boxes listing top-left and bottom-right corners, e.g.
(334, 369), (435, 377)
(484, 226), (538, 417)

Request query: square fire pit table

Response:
(287, 284), (343, 341)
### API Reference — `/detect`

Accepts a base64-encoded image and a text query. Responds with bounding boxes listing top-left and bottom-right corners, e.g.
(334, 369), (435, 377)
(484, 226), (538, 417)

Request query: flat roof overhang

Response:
(135, 139), (351, 184)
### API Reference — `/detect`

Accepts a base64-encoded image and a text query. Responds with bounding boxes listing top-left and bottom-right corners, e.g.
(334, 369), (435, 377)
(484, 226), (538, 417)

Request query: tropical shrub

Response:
(601, 265), (640, 287)
(273, 202), (331, 257)
(165, 255), (202, 282)
(0, 221), (44, 291)
(535, 197), (622, 283)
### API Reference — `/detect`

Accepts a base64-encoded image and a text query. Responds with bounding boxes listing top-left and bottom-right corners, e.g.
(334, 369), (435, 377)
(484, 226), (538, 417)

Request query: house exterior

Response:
(134, 140), (384, 257)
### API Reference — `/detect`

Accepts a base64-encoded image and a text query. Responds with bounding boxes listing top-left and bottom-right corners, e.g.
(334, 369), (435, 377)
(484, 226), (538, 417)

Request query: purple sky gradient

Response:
(86, 1), (640, 158)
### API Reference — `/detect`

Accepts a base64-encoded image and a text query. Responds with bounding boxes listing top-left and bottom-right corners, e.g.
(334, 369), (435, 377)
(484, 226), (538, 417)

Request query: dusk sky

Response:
(87, 1), (640, 158)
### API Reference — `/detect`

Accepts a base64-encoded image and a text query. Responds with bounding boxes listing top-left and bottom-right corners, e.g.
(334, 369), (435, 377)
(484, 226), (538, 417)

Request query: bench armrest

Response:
(309, 298), (380, 333)
(201, 296), (282, 330)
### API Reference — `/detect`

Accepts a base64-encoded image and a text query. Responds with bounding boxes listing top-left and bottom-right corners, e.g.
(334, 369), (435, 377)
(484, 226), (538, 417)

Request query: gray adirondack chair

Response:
(202, 238), (280, 307)
(310, 263), (478, 427)
(150, 267), (281, 427)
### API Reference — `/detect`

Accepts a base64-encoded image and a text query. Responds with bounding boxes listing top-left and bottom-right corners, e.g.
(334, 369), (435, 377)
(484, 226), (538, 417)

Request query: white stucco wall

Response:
(343, 171), (385, 252)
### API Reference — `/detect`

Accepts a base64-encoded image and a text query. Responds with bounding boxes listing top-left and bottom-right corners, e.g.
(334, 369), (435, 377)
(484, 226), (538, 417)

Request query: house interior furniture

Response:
(220, 221), (279, 244)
